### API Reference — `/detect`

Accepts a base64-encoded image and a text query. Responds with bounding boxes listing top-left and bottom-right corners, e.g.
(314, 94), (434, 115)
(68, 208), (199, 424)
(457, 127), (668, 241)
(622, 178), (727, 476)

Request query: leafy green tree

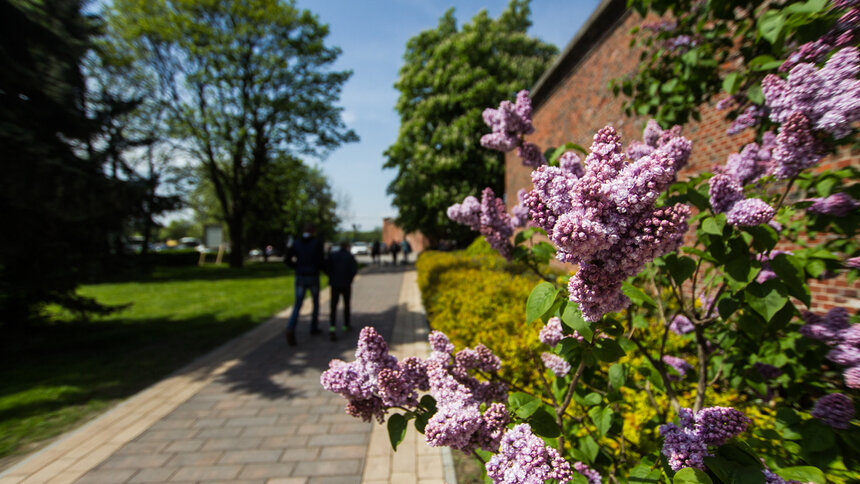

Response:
(0, 0), (129, 325)
(107, 0), (357, 267)
(384, 0), (557, 245)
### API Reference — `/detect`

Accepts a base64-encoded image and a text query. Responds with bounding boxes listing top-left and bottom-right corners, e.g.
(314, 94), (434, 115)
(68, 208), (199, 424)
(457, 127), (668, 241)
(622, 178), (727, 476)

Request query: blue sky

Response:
(295, 0), (602, 231)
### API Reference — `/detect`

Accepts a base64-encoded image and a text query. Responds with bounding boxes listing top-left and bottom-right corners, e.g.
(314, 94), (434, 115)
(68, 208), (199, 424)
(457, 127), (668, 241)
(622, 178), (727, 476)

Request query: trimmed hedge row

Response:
(417, 240), (544, 393)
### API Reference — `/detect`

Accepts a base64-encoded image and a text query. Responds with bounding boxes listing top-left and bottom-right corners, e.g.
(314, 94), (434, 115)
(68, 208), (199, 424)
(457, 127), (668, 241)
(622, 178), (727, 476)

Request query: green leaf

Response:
(798, 419), (836, 452)
(770, 254), (811, 306)
(722, 72), (740, 95)
(702, 214), (726, 235)
(528, 407), (560, 438)
(718, 297), (740, 320)
(745, 281), (788, 321)
(414, 411), (430, 434)
(515, 398), (542, 419)
(514, 227), (536, 245)
(758, 11), (786, 45)
(747, 83), (764, 104)
(609, 363), (626, 390)
(532, 241), (556, 264)
(673, 468), (714, 484)
(581, 392), (603, 406)
(579, 435), (599, 463)
(594, 338), (626, 362)
(745, 225), (778, 252)
(629, 463), (662, 483)
(588, 406), (613, 436)
(775, 466), (825, 484)
(509, 391), (541, 419)
(665, 254), (697, 285)
(562, 303), (593, 342)
(622, 281), (656, 307)
(526, 282), (559, 324)
(570, 474), (590, 484)
(387, 413), (408, 451)
(419, 394), (437, 413)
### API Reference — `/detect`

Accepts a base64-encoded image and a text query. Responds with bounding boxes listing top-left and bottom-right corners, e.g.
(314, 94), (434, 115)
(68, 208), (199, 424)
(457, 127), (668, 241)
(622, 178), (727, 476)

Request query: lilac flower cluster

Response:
(510, 189), (530, 229)
(807, 192), (860, 217)
(662, 355), (693, 380)
(721, 132), (776, 185)
(322, 327), (509, 453)
(539, 317), (565, 346)
(764, 45), (860, 149)
(573, 461), (602, 484)
(660, 406), (751, 471)
(847, 256), (860, 269)
(480, 90), (546, 167)
(708, 174), (775, 227)
(485, 424), (573, 484)
(541, 352), (571, 377)
(524, 123), (692, 321)
(669, 314), (695, 335)
(800, 307), (860, 389)
(320, 327), (399, 422)
(811, 393), (856, 429)
(780, 2), (860, 71)
(448, 187), (515, 260)
(424, 331), (509, 453)
(727, 105), (765, 135)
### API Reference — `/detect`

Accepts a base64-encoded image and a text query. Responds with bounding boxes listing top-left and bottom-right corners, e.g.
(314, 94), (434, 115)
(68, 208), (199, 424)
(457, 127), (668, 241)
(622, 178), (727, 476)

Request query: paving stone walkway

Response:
(0, 266), (453, 484)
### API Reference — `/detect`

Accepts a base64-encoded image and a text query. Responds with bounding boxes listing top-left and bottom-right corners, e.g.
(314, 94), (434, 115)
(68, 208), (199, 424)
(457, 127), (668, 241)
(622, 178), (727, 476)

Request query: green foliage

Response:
(107, 0), (357, 266)
(615, 0), (839, 127)
(1, 262), (298, 461)
(0, 0), (134, 325)
(416, 248), (544, 391)
(384, 0), (557, 244)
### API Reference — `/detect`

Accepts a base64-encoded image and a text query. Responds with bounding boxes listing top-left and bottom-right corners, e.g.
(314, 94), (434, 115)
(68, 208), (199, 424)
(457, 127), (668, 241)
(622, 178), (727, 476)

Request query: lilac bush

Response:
(323, 7), (860, 481)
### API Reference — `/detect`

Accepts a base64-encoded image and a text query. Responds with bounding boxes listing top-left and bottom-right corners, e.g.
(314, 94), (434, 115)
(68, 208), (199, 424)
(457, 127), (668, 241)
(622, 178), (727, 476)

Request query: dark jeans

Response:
(330, 285), (351, 329)
(287, 275), (319, 331)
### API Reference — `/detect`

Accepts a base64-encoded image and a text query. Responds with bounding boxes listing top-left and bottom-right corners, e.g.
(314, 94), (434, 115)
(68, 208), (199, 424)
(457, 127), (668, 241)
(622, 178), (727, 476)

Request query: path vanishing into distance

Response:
(0, 264), (455, 484)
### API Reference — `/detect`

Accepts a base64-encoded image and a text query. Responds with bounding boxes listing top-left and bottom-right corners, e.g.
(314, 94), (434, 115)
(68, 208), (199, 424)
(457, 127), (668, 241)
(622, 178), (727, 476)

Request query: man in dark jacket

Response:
(326, 241), (358, 341)
(284, 224), (324, 346)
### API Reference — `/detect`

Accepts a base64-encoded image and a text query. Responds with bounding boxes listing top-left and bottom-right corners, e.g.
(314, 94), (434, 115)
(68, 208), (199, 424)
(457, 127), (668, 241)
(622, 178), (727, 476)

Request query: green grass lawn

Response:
(0, 262), (307, 467)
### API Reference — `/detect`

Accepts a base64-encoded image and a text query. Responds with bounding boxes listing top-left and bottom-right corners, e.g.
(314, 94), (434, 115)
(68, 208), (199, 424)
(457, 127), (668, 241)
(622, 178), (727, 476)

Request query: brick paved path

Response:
(0, 266), (452, 484)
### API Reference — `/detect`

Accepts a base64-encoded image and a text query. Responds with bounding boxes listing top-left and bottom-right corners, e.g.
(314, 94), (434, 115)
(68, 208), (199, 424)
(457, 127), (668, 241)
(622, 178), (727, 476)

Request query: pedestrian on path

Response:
(390, 239), (400, 265)
(326, 241), (358, 341)
(284, 223), (324, 346)
(401, 238), (412, 264)
(371, 239), (381, 264)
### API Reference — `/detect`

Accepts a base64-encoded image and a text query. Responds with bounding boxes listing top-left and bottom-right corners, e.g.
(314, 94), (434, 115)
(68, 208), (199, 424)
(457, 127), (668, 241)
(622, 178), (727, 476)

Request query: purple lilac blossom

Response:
(447, 196), (482, 231)
(765, 47), (860, 140)
(573, 461), (602, 484)
(715, 96), (736, 110)
(807, 192), (860, 216)
(539, 317), (565, 346)
(828, 344), (860, 366)
(663, 355), (694, 380)
(479, 187), (515, 260)
(811, 393), (855, 429)
(320, 327), (400, 423)
(709, 174), (744, 213)
(485, 424), (573, 484)
(726, 198), (775, 227)
(541, 352), (572, 377)
(526, 125), (691, 321)
(757, 250), (792, 283)
(846, 256), (860, 269)
(670, 314), (695, 335)
(771, 113), (824, 179)
(723, 139), (774, 185)
(660, 407), (751, 471)
(510, 189), (530, 229)
(559, 151), (585, 176)
(517, 142), (546, 168)
(480, 90), (547, 168)
(845, 366), (860, 388)
(800, 307), (851, 344)
(728, 105), (764, 135)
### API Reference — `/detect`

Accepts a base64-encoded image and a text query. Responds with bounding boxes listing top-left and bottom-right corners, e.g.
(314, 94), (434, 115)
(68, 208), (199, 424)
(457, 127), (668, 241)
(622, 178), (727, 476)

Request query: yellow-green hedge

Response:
(417, 243), (544, 391)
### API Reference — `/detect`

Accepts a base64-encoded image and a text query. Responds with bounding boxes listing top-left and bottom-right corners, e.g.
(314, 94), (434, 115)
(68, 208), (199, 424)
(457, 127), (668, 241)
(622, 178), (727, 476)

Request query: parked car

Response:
(350, 242), (369, 256)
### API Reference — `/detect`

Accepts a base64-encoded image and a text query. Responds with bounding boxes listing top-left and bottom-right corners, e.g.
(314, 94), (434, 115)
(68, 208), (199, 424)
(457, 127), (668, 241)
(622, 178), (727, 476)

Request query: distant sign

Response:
(204, 225), (223, 248)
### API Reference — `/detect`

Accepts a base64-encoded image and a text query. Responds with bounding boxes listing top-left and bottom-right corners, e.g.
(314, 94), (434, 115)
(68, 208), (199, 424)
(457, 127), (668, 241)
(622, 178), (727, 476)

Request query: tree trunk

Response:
(227, 214), (244, 268)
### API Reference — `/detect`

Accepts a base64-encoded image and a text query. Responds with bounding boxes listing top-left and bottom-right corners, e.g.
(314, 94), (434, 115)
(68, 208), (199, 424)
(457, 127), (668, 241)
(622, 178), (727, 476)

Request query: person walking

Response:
(283, 223), (324, 346)
(401, 239), (412, 264)
(326, 241), (358, 341)
(371, 240), (381, 264)
(390, 239), (400, 265)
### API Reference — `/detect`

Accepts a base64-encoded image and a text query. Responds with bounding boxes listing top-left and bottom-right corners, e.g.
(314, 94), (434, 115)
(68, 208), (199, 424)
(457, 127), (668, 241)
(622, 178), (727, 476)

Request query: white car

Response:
(350, 242), (369, 255)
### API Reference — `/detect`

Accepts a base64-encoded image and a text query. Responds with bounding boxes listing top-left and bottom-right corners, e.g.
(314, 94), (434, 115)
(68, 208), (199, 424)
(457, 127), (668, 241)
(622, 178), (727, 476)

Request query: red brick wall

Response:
(382, 218), (430, 254)
(505, 11), (859, 312)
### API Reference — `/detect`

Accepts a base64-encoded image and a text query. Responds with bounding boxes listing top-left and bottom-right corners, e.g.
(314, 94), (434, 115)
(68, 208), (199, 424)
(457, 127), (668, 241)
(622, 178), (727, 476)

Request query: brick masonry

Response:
(504, 7), (859, 312)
